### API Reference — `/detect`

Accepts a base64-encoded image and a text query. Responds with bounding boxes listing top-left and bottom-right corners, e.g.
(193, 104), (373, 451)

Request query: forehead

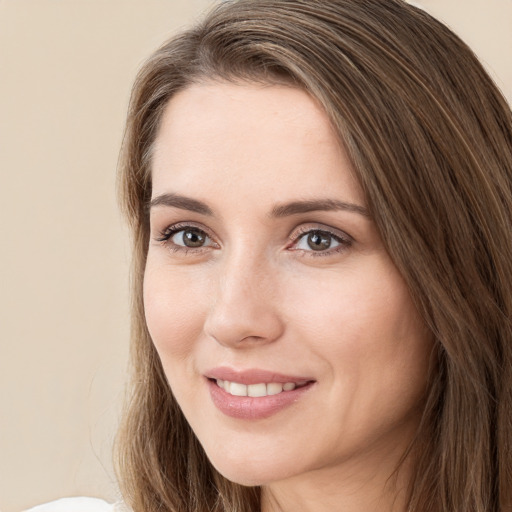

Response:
(151, 82), (364, 207)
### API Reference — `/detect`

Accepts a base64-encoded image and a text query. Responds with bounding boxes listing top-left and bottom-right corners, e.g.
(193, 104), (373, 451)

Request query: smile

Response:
(216, 379), (309, 397)
(206, 369), (316, 420)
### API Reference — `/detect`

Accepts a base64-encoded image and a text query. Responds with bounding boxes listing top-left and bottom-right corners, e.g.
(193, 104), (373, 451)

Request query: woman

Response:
(28, 0), (512, 511)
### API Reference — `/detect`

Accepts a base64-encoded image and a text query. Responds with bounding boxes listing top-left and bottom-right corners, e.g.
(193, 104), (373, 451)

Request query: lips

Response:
(216, 379), (309, 397)
(205, 367), (313, 385)
(205, 367), (315, 419)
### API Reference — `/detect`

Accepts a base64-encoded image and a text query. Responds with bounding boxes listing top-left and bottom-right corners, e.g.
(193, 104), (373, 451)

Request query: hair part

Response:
(116, 1), (512, 511)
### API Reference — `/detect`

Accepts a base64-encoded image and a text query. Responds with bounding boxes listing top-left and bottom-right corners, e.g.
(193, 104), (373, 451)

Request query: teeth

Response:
(229, 382), (248, 396)
(216, 380), (301, 397)
(248, 383), (267, 397)
(267, 382), (283, 395)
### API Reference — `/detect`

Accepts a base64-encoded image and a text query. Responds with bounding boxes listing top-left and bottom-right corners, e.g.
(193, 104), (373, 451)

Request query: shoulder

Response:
(24, 497), (127, 512)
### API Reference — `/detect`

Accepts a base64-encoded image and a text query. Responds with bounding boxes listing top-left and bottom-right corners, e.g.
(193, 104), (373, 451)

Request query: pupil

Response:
(307, 231), (331, 251)
(184, 229), (205, 247)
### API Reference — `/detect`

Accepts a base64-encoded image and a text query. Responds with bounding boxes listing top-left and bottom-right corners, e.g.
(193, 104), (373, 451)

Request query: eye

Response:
(171, 227), (210, 248)
(156, 224), (216, 252)
(296, 230), (340, 252)
(290, 227), (352, 256)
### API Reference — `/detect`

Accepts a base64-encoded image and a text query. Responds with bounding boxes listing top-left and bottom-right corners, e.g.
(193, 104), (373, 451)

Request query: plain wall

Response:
(0, 1), (510, 511)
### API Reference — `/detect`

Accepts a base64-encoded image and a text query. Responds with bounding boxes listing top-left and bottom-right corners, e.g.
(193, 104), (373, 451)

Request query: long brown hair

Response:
(116, 1), (512, 510)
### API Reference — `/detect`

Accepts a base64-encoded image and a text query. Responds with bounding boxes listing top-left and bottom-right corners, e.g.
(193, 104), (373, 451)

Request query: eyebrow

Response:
(148, 193), (370, 218)
(148, 193), (214, 216)
(270, 198), (370, 218)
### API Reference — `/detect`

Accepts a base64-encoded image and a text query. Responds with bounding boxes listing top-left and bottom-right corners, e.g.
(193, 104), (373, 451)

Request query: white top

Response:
(24, 497), (128, 512)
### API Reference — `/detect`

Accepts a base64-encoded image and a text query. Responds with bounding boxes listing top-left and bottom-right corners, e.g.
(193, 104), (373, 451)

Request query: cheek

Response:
(285, 261), (431, 396)
(285, 263), (413, 344)
(143, 260), (208, 363)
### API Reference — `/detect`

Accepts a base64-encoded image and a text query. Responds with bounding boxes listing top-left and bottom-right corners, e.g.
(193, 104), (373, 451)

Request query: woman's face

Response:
(144, 82), (433, 487)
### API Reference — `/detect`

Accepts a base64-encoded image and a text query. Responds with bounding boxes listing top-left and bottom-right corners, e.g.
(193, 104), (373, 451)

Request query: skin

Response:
(144, 82), (433, 512)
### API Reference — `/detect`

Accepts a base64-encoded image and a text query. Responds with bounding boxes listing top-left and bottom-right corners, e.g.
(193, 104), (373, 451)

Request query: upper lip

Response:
(205, 367), (315, 385)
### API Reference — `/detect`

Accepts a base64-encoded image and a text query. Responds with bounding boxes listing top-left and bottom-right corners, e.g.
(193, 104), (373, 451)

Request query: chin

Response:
(206, 451), (299, 487)
(215, 467), (283, 487)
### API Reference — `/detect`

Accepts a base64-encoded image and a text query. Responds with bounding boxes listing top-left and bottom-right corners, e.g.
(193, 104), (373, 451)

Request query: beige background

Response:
(0, 1), (510, 511)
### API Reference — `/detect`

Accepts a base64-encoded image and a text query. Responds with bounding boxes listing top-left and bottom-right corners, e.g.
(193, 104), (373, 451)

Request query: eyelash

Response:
(156, 222), (216, 254)
(288, 226), (353, 257)
(155, 223), (353, 257)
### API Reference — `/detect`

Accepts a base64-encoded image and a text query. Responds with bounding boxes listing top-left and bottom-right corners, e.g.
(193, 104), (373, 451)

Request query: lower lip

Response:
(207, 379), (314, 420)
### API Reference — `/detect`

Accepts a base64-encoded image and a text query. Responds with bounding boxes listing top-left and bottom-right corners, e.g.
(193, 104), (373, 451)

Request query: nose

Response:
(203, 251), (285, 348)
